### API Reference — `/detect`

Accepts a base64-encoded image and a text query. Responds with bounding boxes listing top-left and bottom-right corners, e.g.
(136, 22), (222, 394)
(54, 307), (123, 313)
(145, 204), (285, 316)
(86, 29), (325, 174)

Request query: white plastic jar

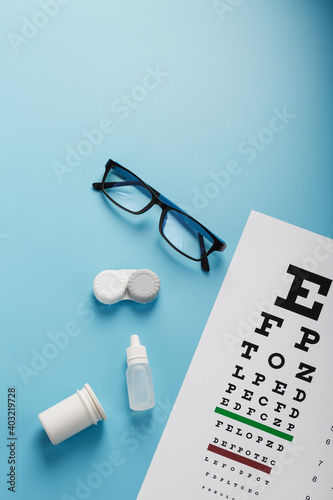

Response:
(38, 383), (107, 445)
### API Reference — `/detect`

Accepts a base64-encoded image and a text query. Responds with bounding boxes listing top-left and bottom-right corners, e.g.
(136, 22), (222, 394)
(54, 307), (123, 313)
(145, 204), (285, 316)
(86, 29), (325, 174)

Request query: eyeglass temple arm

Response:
(199, 234), (210, 272)
(93, 181), (140, 190)
(92, 180), (160, 197)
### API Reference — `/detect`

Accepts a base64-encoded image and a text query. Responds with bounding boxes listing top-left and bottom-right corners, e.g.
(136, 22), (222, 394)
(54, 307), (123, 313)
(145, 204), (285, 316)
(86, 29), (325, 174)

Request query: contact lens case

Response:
(93, 269), (161, 305)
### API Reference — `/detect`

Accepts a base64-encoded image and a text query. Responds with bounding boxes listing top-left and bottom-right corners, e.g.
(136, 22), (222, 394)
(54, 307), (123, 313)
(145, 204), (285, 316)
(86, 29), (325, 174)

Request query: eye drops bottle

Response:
(126, 335), (155, 411)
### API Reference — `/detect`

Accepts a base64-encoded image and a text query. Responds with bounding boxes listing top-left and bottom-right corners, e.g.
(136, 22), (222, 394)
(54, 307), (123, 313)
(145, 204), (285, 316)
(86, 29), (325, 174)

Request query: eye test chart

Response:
(137, 211), (333, 500)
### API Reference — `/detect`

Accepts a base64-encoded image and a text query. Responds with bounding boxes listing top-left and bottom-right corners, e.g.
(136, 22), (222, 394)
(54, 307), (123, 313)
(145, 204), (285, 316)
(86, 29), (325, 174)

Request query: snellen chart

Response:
(137, 212), (333, 500)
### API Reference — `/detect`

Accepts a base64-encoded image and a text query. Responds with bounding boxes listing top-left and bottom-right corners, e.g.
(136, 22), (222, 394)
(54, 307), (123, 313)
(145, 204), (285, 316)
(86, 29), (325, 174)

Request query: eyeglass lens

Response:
(104, 166), (153, 213)
(161, 209), (214, 260)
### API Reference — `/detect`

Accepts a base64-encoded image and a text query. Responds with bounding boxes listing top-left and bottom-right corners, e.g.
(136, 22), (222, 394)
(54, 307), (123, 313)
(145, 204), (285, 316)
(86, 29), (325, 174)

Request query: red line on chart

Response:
(207, 444), (272, 474)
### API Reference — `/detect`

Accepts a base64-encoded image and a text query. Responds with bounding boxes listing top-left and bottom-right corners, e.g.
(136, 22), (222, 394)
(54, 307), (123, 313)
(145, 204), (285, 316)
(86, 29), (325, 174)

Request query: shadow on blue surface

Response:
(36, 420), (107, 465)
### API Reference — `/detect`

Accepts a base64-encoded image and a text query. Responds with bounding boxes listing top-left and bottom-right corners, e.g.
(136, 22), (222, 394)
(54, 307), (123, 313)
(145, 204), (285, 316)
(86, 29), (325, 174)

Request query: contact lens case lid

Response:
(93, 270), (127, 305)
(127, 269), (161, 303)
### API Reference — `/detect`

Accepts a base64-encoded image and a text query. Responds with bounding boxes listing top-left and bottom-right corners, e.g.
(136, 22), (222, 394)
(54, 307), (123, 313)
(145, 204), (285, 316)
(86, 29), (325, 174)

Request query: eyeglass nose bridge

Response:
(151, 198), (171, 235)
(153, 196), (169, 211)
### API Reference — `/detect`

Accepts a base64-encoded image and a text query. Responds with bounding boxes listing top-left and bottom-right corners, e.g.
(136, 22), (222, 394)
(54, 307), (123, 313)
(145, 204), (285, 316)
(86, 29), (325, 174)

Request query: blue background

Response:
(1, 1), (332, 499)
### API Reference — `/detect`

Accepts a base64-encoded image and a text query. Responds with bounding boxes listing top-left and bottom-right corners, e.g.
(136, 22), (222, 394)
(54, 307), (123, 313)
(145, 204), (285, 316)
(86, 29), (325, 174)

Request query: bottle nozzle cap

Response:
(130, 334), (140, 347)
(126, 335), (148, 365)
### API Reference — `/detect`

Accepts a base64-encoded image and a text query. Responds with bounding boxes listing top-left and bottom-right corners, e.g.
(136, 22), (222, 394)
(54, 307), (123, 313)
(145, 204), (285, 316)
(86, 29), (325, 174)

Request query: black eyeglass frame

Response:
(92, 159), (227, 272)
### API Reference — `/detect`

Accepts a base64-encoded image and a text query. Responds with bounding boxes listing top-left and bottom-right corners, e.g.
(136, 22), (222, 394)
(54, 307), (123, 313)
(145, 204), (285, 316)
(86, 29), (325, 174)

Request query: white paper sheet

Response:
(137, 211), (333, 500)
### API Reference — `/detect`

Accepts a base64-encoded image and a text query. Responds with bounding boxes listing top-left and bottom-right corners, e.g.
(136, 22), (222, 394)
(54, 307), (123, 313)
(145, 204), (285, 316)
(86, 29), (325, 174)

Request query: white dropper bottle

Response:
(126, 335), (155, 411)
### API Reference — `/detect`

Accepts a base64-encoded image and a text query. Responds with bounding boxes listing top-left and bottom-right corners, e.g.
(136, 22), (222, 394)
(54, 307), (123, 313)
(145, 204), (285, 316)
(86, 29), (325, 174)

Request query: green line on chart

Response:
(214, 407), (294, 442)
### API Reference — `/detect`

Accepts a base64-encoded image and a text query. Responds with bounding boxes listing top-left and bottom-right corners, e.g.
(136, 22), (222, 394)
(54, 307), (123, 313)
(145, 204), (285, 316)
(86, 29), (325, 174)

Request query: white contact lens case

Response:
(93, 269), (161, 305)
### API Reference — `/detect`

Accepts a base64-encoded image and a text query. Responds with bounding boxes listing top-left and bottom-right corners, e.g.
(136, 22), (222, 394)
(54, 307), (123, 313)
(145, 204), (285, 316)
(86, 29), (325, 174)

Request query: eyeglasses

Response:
(92, 160), (226, 271)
